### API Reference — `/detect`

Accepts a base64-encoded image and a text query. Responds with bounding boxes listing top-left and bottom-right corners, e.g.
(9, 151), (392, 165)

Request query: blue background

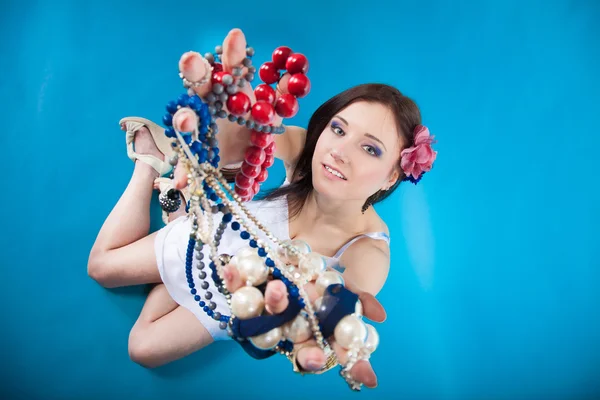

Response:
(1, 0), (599, 399)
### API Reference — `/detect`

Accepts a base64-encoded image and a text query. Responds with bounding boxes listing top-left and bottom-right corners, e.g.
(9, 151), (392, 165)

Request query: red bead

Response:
(264, 141), (276, 155)
(250, 131), (273, 148)
(235, 173), (253, 189)
(272, 46), (293, 70)
(212, 71), (232, 85)
(255, 168), (269, 183)
(235, 185), (252, 197)
(245, 146), (266, 166)
(226, 92), (251, 116)
(254, 84), (276, 104)
(213, 63), (223, 73)
(251, 102), (275, 125)
(241, 162), (261, 178)
(288, 73), (311, 98)
(263, 153), (275, 168)
(259, 62), (280, 84)
(286, 53), (309, 74)
(275, 94), (299, 118)
(252, 181), (260, 194)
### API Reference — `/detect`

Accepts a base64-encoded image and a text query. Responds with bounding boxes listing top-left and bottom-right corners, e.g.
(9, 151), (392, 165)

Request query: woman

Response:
(88, 29), (436, 388)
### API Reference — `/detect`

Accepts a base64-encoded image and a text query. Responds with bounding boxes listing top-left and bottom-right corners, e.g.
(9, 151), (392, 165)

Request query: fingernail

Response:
(306, 360), (322, 371)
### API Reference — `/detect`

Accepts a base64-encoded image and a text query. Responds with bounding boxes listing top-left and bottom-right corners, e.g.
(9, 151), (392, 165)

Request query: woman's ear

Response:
(382, 169), (400, 191)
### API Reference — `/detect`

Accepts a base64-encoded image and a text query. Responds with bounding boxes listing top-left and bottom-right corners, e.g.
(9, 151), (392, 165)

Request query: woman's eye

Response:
(331, 122), (344, 136)
(363, 145), (382, 157)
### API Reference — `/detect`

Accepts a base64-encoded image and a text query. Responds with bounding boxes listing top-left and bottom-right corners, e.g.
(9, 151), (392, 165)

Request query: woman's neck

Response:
(295, 190), (370, 235)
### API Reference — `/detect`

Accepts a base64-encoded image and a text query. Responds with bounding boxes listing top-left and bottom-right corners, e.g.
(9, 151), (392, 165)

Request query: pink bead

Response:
(255, 168), (269, 183)
(272, 46), (293, 70)
(263, 153), (275, 168)
(250, 131), (273, 148)
(227, 92), (251, 116)
(235, 185), (252, 197)
(212, 71), (231, 85)
(245, 146), (266, 166)
(241, 162), (261, 178)
(259, 61), (280, 85)
(288, 73), (311, 98)
(275, 93), (299, 118)
(264, 141), (276, 155)
(252, 181), (260, 195)
(254, 84), (276, 104)
(251, 102), (275, 125)
(235, 173), (254, 190)
(286, 53), (309, 74)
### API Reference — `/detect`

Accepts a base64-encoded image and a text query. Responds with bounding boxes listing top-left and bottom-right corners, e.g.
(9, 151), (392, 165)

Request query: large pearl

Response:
(250, 327), (283, 350)
(315, 270), (345, 296)
(299, 252), (326, 279)
(334, 315), (368, 350)
(234, 246), (258, 260)
(230, 286), (264, 319)
(285, 239), (311, 265)
(283, 313), (312, 343)
(364, 324), (379, 354)
(235, 253), (268, 286)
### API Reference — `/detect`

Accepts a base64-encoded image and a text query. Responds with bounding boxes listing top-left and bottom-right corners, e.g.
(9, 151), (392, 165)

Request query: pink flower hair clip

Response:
(400, 125), (437, 184)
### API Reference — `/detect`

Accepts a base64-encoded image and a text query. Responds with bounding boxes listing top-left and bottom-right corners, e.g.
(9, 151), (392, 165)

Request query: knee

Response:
(87, 251), (112, 288)
(128, 328), (160, 369)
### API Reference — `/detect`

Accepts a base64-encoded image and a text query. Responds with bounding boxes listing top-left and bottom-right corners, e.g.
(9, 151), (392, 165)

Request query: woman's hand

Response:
(223, 264), (385, 388)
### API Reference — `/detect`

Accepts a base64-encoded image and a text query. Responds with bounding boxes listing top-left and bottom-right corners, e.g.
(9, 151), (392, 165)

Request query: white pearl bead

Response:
(286, 239), (311, 264)
(364, 324), (379, 354)
(235, 246), (258, 260)
(283, 313), (312, 343)
(315, 270), (345, 296)
(234, 252), (268, 286)
(249, 327), (283, 350)
(299, 252), (326, 279)
(230, 286), (264, 319)
(334, 315), (367, 350)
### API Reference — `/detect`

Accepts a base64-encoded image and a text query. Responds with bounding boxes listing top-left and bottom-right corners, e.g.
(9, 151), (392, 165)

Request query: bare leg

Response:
(128, 284), (214, 368)
(88, 126), (166, 287)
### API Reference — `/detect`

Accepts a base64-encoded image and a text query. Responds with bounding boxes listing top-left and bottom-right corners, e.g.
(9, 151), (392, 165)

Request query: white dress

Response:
(154, 191), (390, 341)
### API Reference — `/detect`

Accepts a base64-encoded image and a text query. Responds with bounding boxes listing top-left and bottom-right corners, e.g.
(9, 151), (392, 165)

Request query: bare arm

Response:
(339, 239), (391, 296)
(273, 125), (307, 180)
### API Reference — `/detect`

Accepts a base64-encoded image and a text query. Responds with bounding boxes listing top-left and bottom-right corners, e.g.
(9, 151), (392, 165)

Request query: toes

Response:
(173, 108), (198, 134)
(223, 264), (243, 293)
(264, 280), (288, 314)
(296, 345), (327, 372)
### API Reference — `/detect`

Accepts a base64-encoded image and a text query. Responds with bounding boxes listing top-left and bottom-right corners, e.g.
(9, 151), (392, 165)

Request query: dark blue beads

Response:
(163, 114), (173, 126)
(258, 248), (267, 257)
(240, 231), (250, 239)
(222, 213), (233, 223)
(166, 100), (178, 114)
(177, 93), (190, 106)
(165, 127), (176, 138)
(231, 222), (240, 230)
(249, 240), (258, 248)
(194, 295), (201, 301)
(199, 301), (205, 307)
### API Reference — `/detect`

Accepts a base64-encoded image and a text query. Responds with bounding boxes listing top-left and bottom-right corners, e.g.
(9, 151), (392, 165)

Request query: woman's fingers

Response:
(295, 340), (327, 372)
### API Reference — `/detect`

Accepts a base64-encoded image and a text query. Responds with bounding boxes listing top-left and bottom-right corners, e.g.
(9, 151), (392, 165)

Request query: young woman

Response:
(88, 29), (436, 389)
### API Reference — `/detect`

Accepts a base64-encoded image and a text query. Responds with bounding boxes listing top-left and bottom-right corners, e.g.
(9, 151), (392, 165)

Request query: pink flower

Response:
(400, 125), (437, 180)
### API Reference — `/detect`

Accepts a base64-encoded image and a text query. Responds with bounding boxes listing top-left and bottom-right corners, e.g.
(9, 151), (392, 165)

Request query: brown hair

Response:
(260, 83), (422, 217)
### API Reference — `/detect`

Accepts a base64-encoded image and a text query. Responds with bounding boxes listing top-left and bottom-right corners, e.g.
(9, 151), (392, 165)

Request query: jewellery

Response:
(164, 43), (377, 391)
(158, 188), (181, 213)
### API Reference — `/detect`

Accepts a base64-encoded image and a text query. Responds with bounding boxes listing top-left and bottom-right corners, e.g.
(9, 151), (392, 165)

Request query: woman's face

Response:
(312, 101), (402, 203)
